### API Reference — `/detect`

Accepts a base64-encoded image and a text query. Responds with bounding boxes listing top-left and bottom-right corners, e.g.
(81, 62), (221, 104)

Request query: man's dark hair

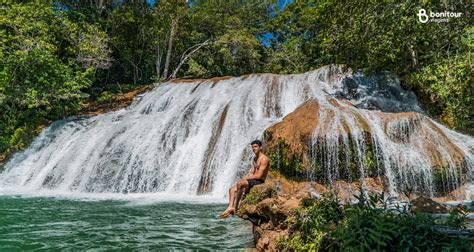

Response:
(250, 140), (262, 146)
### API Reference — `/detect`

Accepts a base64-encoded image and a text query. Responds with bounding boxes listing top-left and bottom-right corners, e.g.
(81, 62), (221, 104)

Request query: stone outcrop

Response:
(237, 171), (472, 250)
(237, 171), (387, 250)
(237, 182), (303, 250)
(262, 97), (471, 196)
(264, 99), (319, 165)
(242, 95), (473, 249)
(80, 85), (152, 117)
(411, 196), (449, 214)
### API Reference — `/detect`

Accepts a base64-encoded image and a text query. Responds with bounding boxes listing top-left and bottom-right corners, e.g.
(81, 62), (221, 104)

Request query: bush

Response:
(279, 189), (474, 251)
(407, 53), (473, 134)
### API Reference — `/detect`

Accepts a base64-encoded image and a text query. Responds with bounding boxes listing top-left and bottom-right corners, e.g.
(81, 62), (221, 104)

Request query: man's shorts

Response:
(247, 179), (265, 190)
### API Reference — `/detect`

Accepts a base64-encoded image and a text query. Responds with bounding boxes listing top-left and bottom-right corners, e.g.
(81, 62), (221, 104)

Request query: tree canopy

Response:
(0, 0), (472, 154)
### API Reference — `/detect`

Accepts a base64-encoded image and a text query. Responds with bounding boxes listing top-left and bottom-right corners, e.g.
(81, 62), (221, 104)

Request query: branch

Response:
(170, 39), (212, 79)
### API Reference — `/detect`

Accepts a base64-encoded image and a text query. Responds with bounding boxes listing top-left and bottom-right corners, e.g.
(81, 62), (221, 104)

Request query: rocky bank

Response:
(236, 96), (473, 250)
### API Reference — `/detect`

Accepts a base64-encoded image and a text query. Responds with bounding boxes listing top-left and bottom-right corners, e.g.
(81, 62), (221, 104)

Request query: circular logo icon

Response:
(417, 9), (429, 23)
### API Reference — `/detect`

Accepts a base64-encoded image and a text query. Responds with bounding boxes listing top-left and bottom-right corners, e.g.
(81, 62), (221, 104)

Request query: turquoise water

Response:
(0, 195), (253, 250)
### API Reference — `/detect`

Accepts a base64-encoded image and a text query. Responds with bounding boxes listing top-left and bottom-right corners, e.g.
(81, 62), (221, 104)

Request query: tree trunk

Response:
(163, 18), (177, 79)
(171, 39), (212, 79)
(99, 0), (104, 11)
(409, 43), (418, 69)
(155, 44), (162, 79)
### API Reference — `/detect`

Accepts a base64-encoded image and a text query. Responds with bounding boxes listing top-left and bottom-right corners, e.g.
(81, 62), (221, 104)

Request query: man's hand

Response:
(243, 163), (256, 179)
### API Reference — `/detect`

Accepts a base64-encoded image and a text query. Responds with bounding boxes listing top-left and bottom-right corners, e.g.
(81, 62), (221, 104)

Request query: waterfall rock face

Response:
(0, 65), (472, 198)
(265, 99), (473, 198)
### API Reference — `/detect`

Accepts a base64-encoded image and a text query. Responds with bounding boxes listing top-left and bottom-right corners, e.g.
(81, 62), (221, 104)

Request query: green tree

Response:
(0, 1), (109, 152)
(179, 0), (276, 78)
(266, 0), (472, 133)
(265, 0), (321, 73)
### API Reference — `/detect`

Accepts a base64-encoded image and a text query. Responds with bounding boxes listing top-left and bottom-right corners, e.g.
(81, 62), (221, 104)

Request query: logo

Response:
(417, 8), (462, 23)
(417, 9), (429, 23)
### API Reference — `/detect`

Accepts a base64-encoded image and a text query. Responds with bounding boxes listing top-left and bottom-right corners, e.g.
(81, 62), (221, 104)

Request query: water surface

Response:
(0, 195), (253, 250)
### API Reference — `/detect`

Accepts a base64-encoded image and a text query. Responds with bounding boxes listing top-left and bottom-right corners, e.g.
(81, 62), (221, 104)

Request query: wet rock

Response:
(239, 170), (470, 250)
(80, 85), (152, 117)
(455, 204), (469, 214)
(263, 100), (320, 178)
(411, 196), (448, 214)
(263, 90), (469, 197)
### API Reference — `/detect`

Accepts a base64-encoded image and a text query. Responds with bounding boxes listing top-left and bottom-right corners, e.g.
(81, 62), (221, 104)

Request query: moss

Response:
(309, 133), (382, 185)
(9, 127), (31, 150)
(268, 138), (306, 180)
(96, 91), (117, 104)
(391, 165), (464, 196)
(432, 166), (463, 196)
(267, 131), (467, 198)
(241, 185), (276, 205)
(364, 139), (380, 178)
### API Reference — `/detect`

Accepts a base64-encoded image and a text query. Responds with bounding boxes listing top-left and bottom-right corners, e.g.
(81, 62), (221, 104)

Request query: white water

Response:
(0, 65), (472, 199)
(310, 98), (473, 198)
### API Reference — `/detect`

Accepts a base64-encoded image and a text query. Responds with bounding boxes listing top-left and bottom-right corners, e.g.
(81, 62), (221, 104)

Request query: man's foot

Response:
(219, 208), (235, 219)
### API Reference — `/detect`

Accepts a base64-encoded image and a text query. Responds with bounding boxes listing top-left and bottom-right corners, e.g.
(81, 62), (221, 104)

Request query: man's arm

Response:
(245, 157), (268, 180)
(243, 164), (255, 179)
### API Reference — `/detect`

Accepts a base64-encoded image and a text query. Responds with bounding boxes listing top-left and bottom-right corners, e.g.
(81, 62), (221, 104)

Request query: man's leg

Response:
(228, 185), (237, 209)
(220, 184), (238, 218)
(234, 179), (249, 209)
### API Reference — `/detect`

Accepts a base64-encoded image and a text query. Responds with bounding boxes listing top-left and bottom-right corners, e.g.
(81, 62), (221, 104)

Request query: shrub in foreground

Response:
(278, 190), (473, 251)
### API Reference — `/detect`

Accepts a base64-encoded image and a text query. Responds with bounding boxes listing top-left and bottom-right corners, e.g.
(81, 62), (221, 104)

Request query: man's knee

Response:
(237, 179), (249, 189)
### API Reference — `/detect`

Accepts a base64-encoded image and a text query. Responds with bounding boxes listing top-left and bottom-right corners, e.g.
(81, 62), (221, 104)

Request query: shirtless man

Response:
(219, 140), (269, 218)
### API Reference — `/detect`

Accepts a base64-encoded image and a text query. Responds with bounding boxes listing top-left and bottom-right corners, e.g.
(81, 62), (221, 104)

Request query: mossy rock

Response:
(241, 184), (276, 205)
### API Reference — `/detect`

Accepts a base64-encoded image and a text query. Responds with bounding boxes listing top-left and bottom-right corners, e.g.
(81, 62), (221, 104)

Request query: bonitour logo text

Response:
(417, 8), (462, 23)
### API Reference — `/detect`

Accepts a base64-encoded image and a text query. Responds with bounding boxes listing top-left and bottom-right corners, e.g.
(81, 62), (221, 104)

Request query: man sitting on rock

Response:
(219, 140), (269, 218)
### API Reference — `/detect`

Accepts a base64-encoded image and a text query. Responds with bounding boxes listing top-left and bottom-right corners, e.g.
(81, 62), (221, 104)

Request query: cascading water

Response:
(0, 65), (472, 199)
(310, 99), (473, 198)
(306, 70), (473, 198)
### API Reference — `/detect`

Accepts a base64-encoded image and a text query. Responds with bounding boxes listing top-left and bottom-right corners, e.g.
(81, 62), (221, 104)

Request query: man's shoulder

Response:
(260, 154), (269, 162)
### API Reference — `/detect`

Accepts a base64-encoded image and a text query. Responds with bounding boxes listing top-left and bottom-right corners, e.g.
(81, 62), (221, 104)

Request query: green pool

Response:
(0, 195), (253, 250)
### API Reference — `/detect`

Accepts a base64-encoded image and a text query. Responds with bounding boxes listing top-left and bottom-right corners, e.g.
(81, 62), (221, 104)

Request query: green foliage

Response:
(446, 207), (469, 229)
(287, 192), (343, 250)
(0, 1), (102, 153)
(265, 0), (321, 74)
(3, 49), (92, 110)
(96, 91), (116, 104)
(314, 1), (470, 75)
(0, 0), (471, 157)
(266, 0), (472, 133)
(268, 139), (305, 179)
(104, 1), (156, 85)
(211, 28), (263, 76)
(279, 190), (474, 251)
(407, 52), (473, 134)
(240, 185), (276, 205)
(180, 0), (274, 78)
(9, 127), (29, 149)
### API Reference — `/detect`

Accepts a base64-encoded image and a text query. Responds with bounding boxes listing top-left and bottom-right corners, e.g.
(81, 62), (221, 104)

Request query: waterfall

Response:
(0, 65), (472, 199)
(310, 100), (473, 198)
